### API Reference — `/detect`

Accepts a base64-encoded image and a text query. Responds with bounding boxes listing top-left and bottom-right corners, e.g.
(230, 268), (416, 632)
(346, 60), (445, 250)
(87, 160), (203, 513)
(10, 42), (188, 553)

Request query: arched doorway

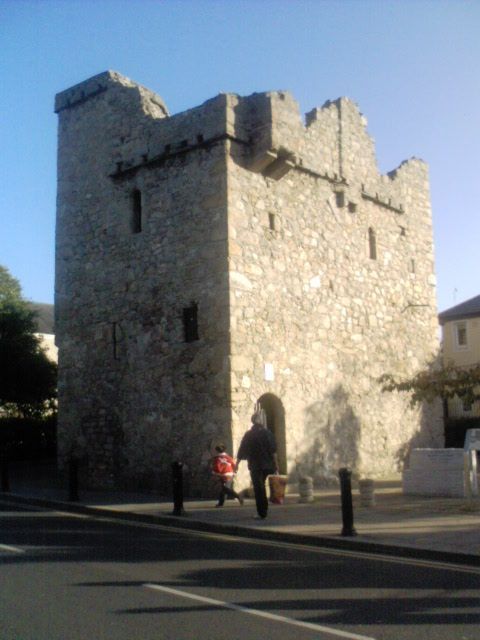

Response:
(258, 393), (287, 474)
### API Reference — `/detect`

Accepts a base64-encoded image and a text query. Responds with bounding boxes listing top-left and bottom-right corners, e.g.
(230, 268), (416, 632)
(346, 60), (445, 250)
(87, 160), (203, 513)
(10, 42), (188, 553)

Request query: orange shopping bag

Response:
(268, 474), (287, 504)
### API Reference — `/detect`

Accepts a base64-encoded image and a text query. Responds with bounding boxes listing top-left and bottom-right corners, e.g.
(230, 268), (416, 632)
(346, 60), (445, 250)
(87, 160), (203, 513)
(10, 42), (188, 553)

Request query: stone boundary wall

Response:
(403, 449), (466, 497)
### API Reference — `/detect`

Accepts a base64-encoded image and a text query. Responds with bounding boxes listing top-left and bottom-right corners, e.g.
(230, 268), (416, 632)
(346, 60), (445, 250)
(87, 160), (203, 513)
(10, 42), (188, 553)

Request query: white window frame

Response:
(453, 321), (468, 350)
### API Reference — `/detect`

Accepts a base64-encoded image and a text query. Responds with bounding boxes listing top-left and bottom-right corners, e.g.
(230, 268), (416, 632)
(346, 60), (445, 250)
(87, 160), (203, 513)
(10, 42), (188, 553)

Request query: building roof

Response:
(28, 303), (55, 334)
(438, 294), (480, 325)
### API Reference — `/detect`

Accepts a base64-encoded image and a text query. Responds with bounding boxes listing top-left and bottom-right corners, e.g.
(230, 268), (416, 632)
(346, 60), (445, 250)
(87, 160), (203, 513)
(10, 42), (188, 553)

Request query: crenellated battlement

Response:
(56, 71), (423, 216)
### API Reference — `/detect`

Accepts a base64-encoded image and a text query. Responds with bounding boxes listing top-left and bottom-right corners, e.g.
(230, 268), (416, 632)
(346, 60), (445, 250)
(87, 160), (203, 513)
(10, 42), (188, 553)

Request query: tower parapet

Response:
(54, 70), (169, 117)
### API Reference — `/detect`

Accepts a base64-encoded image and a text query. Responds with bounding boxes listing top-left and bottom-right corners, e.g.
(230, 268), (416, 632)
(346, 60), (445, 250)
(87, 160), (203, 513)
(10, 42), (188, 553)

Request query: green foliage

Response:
(0, 266), (22, 305)
(0, 265), (57, 419)
(379, 361), (480, 405)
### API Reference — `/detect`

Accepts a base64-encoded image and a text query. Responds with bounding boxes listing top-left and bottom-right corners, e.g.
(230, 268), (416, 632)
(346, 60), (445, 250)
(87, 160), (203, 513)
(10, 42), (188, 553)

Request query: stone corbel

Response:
(249, 148), (296, 181)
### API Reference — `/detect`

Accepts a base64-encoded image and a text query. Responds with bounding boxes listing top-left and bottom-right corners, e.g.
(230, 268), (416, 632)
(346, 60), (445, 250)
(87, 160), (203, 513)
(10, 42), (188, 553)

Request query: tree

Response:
(0, 266), (57, 418)
(379, 361), (480, 406)
(0, 265), (23, 305)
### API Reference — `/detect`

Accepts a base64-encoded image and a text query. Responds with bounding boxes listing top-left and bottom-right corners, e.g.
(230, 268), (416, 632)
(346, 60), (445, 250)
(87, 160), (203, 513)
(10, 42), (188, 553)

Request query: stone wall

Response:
(226, 93), (442, 483)
(55, 72), (232, 491)
(55, 71), (443, 492)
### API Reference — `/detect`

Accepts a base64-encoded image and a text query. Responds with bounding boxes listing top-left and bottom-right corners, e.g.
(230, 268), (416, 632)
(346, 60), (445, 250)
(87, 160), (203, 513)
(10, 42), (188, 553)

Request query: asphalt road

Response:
(1, 500), (479, 640)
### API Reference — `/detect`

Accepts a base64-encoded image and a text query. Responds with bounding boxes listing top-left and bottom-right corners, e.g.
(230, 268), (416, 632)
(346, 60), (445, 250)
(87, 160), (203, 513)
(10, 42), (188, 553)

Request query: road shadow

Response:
(1, 504), (479, 632)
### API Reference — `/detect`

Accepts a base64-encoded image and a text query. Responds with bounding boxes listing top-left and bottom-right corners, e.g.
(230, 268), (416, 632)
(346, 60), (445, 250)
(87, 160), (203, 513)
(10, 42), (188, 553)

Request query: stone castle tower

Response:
(55, 71), (442, 492)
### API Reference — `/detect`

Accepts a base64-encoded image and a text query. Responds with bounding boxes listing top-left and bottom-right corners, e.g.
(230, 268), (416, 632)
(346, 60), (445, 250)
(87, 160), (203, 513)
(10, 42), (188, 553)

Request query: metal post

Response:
(338, 467), (357, 536)
(68, 457), (79, 502)
(171, 461), (185, 516)
(1, 454), (10, 493)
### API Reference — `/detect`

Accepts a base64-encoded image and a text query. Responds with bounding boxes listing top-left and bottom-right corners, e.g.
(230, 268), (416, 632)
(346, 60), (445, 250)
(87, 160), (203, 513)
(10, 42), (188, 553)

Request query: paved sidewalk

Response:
(2, 461), (480, 565)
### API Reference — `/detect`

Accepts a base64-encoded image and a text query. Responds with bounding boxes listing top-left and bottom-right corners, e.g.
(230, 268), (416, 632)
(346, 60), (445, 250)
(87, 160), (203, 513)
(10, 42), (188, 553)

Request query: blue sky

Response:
(1, 0), (478, 313)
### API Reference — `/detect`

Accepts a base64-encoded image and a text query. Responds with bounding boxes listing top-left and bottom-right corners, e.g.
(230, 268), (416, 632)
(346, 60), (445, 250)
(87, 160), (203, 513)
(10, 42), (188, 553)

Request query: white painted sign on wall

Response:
(264, 363), (274, 381)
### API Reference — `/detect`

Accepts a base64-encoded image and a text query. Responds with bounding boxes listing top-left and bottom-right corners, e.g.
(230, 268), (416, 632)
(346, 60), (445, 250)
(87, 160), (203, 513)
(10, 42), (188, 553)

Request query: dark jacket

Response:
(237, 423), (277, 471)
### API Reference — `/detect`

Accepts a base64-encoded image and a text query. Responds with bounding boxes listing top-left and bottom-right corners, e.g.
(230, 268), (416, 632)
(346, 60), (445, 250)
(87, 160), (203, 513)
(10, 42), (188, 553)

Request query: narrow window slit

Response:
(368, 227), (377, 260)
(131, 189), (142, 233)
(112, 322), (123, 359)
(183, 304), (199, 342)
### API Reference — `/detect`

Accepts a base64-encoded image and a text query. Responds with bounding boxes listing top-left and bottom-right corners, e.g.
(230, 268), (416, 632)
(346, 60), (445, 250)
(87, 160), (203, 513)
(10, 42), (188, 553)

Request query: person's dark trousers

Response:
(217, 480), (240, 506)
(250, 468), (271, 518)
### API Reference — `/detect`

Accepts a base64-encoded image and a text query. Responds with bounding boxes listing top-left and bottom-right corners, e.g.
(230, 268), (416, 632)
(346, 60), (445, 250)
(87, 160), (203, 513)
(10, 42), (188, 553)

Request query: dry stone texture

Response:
(55, 71), (443, 493)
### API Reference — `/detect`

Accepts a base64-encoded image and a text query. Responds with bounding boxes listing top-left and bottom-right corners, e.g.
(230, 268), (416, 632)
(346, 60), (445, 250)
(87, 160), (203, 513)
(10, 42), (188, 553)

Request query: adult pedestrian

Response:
(236, 412), (278, 519)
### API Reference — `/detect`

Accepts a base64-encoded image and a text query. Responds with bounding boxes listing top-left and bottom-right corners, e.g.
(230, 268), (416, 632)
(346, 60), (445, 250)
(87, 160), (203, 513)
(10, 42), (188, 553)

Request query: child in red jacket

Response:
(211, 444), (244, 507)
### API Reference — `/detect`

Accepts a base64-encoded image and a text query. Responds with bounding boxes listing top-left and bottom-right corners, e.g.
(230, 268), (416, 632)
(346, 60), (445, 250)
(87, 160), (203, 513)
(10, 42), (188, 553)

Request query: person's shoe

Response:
(215, 503), (223, 508)
(253, 514), (266, 519)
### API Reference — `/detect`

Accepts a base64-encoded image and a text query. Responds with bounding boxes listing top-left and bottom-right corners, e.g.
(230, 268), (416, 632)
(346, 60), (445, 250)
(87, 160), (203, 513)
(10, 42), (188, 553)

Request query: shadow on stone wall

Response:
(395, 405), (428, 470)
(63, 411), (126, 490)
(295, 384), (361, 485)
(383, 350), (445, 471)
(394, 395), (444, 471)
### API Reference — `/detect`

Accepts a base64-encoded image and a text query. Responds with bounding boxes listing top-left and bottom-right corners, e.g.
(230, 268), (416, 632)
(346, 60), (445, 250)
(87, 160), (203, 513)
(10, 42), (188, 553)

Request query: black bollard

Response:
(68, 457), (79, 502)
(338, 467), (357, 537)
(171, 461), (186, 516)
(1, 455), (10, 493)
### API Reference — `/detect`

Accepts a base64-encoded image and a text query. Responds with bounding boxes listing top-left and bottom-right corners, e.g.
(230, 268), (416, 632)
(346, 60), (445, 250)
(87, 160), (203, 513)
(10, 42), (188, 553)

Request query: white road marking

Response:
(0, 543), (24, 553)
(144, 583), (377, 640)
